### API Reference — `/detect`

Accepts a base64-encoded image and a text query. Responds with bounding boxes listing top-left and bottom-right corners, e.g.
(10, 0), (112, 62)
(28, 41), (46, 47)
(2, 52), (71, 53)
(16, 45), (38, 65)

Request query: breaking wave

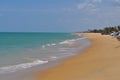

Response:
(0, 59), (48, 74)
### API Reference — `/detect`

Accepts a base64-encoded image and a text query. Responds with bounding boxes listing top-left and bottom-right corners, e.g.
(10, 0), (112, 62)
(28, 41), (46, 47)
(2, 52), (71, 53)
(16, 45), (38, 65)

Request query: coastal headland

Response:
(33, 33), (120, 80)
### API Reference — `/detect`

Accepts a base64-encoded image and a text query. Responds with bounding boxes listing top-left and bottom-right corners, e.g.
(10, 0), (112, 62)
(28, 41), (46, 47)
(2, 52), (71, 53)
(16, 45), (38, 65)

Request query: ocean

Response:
(0, 32), (91, 80)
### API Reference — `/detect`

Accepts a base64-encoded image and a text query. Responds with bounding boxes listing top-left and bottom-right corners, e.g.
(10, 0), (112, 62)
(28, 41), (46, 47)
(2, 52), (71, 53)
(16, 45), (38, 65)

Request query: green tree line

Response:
(86, 25), (120, 35)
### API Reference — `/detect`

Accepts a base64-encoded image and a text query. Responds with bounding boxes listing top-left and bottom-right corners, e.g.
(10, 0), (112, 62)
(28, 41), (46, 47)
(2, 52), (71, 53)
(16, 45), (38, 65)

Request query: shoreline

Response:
(0, 33), (91, 80)
(32, 33), (120, 80)
(17, 33), (91, 80)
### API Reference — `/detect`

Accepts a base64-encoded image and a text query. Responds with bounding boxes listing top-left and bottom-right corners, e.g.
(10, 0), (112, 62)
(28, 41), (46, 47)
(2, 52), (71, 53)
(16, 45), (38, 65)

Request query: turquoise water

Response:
(0, 32), (86, 74)
(0, 32), (91, 80)
(0, 32), (78, 56)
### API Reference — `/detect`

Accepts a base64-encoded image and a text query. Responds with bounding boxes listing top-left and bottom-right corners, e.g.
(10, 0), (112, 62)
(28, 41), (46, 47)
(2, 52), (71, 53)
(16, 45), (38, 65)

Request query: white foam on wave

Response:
(51, 43), (56, 46)
(49, 56), (58, 61)
(59, 39), (74, 45)
(59, 37), (87, 45)
(0, 59), (48, 74)
(42, 45), (45, 48)
(46, 43), (56, 47)
(46, 44), (50, 46)
(41, 37), (87, 49)
(42, 43), (56, 48)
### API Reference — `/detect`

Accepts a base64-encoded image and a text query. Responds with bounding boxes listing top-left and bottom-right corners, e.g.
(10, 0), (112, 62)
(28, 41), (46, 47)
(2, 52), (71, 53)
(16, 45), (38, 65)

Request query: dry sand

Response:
(34, 33), (120, 80)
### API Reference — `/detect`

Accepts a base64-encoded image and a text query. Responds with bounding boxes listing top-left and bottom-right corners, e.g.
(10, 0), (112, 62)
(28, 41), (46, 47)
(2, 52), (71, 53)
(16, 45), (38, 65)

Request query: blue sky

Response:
(0, 0), (120, 32)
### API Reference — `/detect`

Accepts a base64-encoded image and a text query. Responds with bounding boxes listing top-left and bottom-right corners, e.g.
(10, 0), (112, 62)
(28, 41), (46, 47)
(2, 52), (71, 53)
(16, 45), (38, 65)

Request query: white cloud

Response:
(88, 8), (98, 14)
(108, 0), (120, 7)
(76, 1), (99, 14)
(76, 0), (102, 11)
(92, 0), (102, 3)
(76, 2), (96, 10)
(115, 0), (120, 3)
(114, 0), (120, 6)
(76, 3), (88, 10)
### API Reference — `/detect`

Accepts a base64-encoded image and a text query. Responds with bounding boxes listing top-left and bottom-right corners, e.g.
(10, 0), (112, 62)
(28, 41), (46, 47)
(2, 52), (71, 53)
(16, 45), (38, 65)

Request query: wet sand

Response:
(34, 33), (120, 80)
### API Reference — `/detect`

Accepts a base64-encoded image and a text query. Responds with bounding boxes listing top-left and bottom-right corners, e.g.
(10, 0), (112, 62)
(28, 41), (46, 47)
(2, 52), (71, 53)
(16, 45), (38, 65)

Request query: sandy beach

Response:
(33, 33), (120, 80)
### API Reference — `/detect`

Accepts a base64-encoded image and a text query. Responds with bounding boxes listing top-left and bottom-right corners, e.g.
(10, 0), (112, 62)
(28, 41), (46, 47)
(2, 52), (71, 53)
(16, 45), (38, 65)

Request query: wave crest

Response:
(0, 59), (48, 74)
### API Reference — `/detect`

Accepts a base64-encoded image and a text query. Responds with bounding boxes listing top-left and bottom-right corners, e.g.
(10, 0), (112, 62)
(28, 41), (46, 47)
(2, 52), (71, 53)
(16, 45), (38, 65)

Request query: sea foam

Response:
(0, 59), (48, 74)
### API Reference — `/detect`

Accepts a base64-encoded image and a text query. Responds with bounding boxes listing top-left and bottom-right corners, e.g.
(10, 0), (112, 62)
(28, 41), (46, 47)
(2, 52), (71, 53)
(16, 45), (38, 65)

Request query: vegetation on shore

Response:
(85, 25), (120, 35)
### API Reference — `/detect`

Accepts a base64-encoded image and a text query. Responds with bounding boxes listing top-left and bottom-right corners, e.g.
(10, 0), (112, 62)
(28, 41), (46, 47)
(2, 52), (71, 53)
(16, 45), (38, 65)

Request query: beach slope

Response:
(35, 33), (120, 80)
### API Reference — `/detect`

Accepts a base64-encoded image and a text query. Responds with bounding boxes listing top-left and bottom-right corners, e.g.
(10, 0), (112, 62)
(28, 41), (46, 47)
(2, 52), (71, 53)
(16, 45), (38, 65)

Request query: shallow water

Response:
(0, 32), (91, 80)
